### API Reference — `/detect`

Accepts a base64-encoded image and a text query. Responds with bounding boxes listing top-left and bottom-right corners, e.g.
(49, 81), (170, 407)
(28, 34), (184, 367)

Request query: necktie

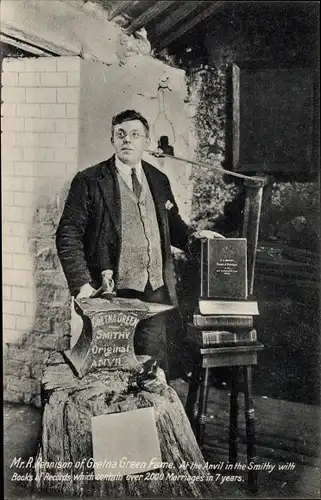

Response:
(131, 167), (142, 199)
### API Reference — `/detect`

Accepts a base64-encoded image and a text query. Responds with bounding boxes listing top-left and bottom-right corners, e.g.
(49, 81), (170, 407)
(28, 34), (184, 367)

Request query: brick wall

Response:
(2, 56), (80, 403)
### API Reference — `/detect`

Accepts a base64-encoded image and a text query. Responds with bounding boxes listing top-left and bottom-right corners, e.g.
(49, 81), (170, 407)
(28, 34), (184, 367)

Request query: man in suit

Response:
(56, 109), (222, 376)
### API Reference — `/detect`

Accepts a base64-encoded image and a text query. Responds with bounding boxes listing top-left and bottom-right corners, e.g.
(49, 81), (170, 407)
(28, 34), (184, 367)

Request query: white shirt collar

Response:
(115, 156), (143, 185)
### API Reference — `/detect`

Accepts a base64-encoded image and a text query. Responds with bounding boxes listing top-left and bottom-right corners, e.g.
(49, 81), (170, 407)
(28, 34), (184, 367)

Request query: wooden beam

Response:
(108, 1), (134, 21)
(156, 1), (225, 50)
(0, 33), (55, 56)
(0, 30), (78, 56)
(127, 1), (175, 35)
(153, 1), (202, 38)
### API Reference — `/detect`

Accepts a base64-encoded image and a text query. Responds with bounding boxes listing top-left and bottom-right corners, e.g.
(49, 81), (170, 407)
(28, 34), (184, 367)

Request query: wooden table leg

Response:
(229, 366), (239, 465)
(196, 367), (210, 449)
(243, 365), (259, 492)
(185, 362), (201, 429)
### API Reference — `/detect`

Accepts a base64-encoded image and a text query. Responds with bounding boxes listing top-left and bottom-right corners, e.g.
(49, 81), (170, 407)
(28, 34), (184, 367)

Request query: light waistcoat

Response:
(117, 172), (164, 291)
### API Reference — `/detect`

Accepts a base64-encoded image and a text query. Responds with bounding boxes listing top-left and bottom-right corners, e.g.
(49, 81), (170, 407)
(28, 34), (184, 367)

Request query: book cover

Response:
(200, 238), (248, 299)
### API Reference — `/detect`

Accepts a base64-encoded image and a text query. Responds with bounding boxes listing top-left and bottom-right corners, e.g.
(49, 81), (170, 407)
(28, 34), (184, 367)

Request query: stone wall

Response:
(185, 66), (238, 233)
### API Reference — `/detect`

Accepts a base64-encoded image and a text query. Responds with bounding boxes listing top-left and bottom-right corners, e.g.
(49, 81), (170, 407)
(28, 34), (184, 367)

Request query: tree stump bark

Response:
(33, 298), (218, 497)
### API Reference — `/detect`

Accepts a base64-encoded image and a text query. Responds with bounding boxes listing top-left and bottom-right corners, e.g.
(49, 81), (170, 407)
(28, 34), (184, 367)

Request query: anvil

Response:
(63, 297), (174, 378)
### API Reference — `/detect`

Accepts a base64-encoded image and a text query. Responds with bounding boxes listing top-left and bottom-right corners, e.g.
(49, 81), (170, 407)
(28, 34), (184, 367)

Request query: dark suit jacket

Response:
(56, 155), (193, 305)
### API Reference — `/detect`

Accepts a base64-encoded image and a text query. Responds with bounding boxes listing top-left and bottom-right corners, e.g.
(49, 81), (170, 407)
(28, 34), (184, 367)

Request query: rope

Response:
(147, 151), (267, 185)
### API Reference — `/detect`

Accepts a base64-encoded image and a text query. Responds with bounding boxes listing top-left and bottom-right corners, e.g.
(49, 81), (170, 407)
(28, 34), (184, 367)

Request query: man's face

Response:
(112, 119), (150, 166)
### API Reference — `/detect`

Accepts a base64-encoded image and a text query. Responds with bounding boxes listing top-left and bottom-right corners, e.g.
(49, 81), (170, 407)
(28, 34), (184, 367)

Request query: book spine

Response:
(193, 315), (253, 328)
(197, 330), (257, 346)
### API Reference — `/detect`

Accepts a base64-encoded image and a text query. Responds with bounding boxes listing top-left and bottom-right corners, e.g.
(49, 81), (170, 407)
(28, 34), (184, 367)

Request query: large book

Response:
(193, 309), (254, 329)
(200, 238), (248, 299)
(199, 299), (259, 316)
(187, 325), (257, 346)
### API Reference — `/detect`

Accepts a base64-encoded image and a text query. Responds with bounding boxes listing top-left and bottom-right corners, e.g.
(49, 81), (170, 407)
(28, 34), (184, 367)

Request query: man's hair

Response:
(111, 109), (150, 135)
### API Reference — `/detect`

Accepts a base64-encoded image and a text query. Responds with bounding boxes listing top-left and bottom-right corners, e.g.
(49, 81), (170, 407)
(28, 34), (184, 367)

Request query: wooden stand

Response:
(34, 298), (218, 497)
(185, 330), (263, 492)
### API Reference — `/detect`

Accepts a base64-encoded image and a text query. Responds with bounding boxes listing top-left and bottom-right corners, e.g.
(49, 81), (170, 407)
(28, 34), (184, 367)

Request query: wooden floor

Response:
(171, 378), (321, 499)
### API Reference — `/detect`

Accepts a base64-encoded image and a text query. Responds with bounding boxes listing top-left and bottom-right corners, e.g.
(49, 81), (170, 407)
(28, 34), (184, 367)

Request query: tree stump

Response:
(34, 298), (218, 497)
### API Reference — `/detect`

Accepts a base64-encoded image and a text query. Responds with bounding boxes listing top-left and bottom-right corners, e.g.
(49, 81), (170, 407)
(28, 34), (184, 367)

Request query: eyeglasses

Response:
(114, 130), (147, 141)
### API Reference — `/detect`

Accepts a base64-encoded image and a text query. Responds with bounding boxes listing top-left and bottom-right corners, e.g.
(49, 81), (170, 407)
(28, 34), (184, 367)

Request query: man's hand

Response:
(192, 229), (225, 240)
(76, 283), (96, 299)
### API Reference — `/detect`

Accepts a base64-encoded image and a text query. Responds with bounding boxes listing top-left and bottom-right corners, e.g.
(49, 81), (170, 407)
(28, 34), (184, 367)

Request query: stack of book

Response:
(188, 318), (257, 347)
(189, 238), (259, 348)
